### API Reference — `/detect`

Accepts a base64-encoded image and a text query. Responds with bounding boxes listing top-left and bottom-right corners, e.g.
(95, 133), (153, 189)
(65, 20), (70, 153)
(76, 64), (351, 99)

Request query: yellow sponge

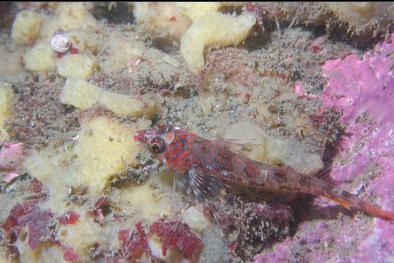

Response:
(0, 83), (13, 142)
(11, 10), (42, 45)
(60, 78), (156, 118)
(180, 12), (256, 73)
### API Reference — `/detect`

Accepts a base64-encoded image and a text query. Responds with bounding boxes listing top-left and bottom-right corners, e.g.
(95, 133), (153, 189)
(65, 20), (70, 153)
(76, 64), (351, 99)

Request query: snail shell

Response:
(50, 32), (71, 53)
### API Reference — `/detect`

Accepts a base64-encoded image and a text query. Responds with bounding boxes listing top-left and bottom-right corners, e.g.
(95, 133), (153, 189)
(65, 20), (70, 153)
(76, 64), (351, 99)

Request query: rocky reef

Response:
(1, 2), (394, 262)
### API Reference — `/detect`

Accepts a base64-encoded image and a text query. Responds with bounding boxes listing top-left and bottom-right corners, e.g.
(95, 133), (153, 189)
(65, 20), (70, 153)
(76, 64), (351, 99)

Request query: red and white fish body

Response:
(134, 126), (394, 221)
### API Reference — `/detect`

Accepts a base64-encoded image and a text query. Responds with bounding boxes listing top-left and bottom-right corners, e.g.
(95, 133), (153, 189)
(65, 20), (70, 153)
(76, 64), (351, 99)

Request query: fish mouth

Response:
(133, 130), (148, 143)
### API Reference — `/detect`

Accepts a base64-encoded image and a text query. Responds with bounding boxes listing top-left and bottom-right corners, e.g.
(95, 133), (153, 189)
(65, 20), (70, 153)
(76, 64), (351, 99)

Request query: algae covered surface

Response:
(0, 2), (393, 263)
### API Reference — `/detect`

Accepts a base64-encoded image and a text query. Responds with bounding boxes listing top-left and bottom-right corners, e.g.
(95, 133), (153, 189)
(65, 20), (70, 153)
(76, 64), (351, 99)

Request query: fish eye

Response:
(150, 137), (166, 154)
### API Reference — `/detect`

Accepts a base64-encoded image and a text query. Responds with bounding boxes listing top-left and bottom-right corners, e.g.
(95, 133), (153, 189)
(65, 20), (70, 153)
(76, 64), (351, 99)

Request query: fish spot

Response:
(256, 169), (268, 184)
(248, 178), (257, 184)
(274, 170), (286, 178)
(300, 176), (311, 186)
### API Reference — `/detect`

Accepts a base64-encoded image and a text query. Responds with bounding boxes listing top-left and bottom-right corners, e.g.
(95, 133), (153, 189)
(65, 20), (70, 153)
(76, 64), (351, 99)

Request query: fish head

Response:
(133, 125), (175, 158)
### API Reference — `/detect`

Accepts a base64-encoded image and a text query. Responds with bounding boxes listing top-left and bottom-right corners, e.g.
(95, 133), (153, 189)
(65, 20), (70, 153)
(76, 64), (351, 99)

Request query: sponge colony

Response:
(60, 78), (156, 118)
(11, 10), (42, 45)
(180, 12), (256, 74)
(0, 83), (13, 143)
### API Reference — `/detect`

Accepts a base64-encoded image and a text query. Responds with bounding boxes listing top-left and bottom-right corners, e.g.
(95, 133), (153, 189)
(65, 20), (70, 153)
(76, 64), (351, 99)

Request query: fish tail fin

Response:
(324, 191), (394, 221)
(355, 198), (394, 221)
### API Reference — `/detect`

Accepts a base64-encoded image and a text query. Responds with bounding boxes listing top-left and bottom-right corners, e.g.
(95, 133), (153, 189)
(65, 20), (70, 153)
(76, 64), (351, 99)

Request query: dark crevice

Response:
(92, 2), (134, 25)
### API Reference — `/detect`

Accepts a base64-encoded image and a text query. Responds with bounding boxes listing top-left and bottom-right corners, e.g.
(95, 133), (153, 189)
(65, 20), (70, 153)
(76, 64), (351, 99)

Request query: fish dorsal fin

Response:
(315, 167), (332, 180)
(313, 167), (337, 187)
(177, 166), (227, 203)
(208, 137), (264, 160)
(211, 137), (265, 147)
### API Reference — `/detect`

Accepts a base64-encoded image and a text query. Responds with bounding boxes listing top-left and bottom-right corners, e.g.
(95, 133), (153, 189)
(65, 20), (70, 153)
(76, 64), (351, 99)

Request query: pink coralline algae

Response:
(255, 34), (394, 263)
(113, 220), (203, 262)
(92, 196), (111, 224)
(1, 199), (81, 262)
(321, 33), (394, 263)
(0, 143), (23, 169)
(57, 210), (80, 225)
(1, 201), (56, 250)
(0, 142), (24, 183)
(149, 220), (203, 261)
(117, 222), (149, 261)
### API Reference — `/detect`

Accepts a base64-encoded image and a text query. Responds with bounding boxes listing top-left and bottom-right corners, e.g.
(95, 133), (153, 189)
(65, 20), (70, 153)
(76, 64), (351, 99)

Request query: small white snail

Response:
(50, 30), (71, 53)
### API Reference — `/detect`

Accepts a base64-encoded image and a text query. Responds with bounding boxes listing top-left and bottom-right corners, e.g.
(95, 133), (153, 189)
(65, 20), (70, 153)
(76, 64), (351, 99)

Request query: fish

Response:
(133, 125), (394, 221)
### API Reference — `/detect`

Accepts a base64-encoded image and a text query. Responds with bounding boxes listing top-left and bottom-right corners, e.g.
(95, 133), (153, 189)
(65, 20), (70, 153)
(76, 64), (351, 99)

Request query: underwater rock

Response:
(325, 2), (394, 35)
(252, 2), (393, 41)
(321, 32), (394, 262)
(255, 32), (394, 263)
(182, 206), (210, 233)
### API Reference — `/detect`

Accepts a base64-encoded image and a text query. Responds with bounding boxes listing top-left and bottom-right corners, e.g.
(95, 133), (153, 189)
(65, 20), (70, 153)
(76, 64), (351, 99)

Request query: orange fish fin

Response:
(321, 191), (352, 210)
(328, 196), (351, 210)
(181, 167), (228, 203)
(326, 192), (394, 221)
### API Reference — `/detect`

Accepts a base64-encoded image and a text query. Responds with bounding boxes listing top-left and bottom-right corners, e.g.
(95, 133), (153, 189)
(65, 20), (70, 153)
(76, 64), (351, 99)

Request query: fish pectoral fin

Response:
(184, 167), (227, 203)
(173, 172), (188, 195)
